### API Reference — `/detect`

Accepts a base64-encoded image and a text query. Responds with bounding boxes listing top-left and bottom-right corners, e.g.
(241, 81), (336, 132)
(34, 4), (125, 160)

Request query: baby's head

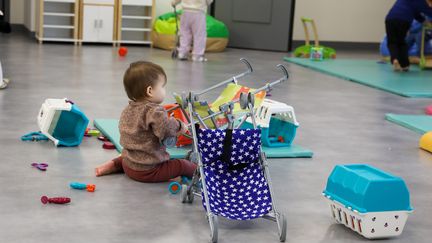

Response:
(123, 61), (167, 104)
(428, 0), (432, 7)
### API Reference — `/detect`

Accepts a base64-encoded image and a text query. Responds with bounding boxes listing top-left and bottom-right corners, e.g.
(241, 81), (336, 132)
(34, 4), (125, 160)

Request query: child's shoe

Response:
(192, 55), (207, 62)
(401, 66), (410, 72)
(0, 78), (10, 89)
(177, 52), (188, 61)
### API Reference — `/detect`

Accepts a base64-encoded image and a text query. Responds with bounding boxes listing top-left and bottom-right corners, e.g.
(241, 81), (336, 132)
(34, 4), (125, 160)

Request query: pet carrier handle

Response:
(194, 58), (253, 97)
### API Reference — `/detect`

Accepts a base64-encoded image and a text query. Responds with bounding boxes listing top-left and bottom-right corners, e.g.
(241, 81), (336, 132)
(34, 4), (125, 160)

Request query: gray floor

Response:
(1, 30), (432, 243)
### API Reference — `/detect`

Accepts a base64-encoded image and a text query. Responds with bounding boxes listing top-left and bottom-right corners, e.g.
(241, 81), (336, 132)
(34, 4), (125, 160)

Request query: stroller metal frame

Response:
(179, 62), (289, 242)
(168, 58), (254, 133)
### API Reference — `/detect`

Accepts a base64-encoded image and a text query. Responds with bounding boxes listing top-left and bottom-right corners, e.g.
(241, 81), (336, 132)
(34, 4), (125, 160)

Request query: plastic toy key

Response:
(41, 196), (71, 204)
(103, 142), (116, 149)
(84, 128), (100, 137)
(70, 182), (96, 192)
(31, 163), (48, 171)
(97, 136), (109, 142)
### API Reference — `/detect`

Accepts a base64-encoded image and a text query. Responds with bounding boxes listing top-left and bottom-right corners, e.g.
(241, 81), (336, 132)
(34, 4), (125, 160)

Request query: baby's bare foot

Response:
(95, 160), (120, 177)
(169, 176), (182, 183)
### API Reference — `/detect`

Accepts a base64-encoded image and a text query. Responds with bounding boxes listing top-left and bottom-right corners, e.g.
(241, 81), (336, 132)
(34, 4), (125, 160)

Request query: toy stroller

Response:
(166, 58), (265, 135)
(178, 64), (289, 242)
(165, 58), (256, 146)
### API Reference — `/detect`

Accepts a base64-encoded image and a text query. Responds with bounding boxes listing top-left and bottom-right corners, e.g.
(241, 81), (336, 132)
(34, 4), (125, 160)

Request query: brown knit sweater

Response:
(119, 100), (183, 171)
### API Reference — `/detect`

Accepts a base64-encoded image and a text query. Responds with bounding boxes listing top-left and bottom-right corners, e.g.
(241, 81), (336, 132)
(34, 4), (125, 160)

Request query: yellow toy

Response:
(419, 132), (432, 153)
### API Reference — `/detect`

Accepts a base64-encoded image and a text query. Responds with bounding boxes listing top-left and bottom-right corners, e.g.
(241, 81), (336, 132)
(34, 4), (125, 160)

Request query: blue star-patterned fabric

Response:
(197, 128), (273, 220)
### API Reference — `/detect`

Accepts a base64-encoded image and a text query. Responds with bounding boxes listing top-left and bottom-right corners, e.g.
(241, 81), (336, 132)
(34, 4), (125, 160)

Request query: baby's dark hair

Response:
(123, 61), (167, 101)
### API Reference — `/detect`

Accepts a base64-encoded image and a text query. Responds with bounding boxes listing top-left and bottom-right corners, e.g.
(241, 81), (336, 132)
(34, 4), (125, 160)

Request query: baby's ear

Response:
(146, 86), (153, 97)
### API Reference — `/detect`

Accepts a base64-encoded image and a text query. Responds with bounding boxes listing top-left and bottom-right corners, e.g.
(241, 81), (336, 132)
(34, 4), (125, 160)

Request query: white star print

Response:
(198, 128), (273, 220)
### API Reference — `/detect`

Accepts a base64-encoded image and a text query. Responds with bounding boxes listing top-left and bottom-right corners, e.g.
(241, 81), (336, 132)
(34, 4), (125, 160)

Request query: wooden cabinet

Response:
(81, 3), (115, 43)
(36, 0), (80, 44)
(36, 0), (155, 45)
(117, 0), (155, 45)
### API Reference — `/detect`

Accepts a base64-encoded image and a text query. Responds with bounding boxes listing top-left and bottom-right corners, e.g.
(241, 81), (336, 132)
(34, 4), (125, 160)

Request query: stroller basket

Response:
(197, 128), (273, 220)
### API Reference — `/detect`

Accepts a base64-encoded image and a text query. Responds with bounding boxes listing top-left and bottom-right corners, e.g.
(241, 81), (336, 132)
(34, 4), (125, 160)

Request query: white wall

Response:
(293, 0), (395, 43)
(155, 0), (396, 43)
(156, 1), (173, 17)
(24, 0), (36, 31)
(10, 0), (396, 43)
(10, 0), (25, 25)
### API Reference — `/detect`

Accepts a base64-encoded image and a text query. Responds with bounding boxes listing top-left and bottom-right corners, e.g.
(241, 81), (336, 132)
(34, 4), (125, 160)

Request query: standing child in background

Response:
(172, 0), (213, 62)
(95, 61), (197, 182)
(385, 0), (432, 71)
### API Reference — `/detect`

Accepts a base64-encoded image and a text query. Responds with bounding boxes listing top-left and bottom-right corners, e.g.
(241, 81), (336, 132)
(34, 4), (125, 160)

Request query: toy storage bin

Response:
(37, 98), (89, 147)
(323, 164), (413, 239)
(242, 99), (299, 147)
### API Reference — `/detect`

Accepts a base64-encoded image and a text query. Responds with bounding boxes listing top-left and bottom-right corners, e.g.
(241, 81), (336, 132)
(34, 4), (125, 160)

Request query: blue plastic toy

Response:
(70, 182), (96, 192)
(323, 164), (413, 239)
(21, 132), (49, 141)
(37, 98), (89, 147)
(241, 99), (299, 147)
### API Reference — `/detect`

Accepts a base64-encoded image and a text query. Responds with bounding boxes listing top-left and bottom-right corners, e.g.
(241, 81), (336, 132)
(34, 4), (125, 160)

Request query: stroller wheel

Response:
(209, 214), (218, 243)
(180, 184), (194, 203)
(277, 213), (287, 242)
(181, 184), (188, 203)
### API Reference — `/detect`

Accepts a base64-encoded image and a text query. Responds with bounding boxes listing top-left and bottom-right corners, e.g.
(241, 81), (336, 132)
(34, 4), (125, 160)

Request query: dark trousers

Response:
(385, 19), (411, 68)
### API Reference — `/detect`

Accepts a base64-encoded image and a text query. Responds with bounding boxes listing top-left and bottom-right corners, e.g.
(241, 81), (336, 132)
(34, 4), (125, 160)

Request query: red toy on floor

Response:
(41, 196), (71, 204)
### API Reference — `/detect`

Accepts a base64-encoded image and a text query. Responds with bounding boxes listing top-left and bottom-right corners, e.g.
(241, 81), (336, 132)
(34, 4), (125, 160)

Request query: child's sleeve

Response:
(145, 105), (182, 141)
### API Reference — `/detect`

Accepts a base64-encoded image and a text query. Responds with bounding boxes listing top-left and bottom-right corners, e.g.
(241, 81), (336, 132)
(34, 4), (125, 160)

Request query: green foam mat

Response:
(385, 114), (432, 134)
(94, 119), (313, 158)
(284, 57), (432, 98)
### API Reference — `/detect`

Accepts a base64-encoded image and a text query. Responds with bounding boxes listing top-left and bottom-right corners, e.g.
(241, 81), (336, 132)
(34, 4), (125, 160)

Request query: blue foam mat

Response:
(284, 57), (432, 98)
(94, 119), (313, 158)
(385, 114), (432, 134)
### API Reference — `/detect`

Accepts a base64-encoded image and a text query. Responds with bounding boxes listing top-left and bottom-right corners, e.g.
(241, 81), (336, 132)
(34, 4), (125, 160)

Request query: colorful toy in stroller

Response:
(175, 62), (289, 242)
(165, 58), (299, 148)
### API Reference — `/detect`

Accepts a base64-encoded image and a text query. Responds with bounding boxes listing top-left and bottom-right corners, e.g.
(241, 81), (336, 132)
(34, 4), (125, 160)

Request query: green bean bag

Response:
(152, 11), (229, 52)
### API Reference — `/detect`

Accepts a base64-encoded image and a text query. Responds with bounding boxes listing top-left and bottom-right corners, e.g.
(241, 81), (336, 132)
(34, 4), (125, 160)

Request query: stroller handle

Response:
(195, 58), (253, 97)
(193, 64), (289, 125)
(251, 64), (289, 95)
